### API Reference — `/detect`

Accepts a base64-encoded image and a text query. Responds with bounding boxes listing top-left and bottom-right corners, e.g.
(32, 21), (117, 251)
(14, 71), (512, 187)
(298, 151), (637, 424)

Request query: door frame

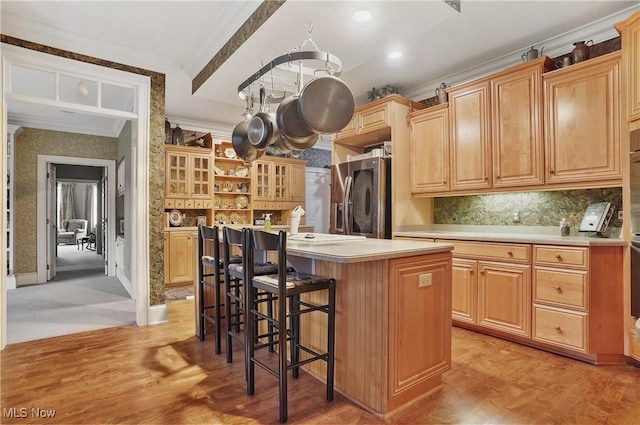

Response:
(1, 44), (152, 350)
(37, 155), (116, 280)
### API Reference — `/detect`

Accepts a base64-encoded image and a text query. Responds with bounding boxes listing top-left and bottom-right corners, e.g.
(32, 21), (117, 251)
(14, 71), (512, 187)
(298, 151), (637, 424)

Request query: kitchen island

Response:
(283, 235), (454, 417)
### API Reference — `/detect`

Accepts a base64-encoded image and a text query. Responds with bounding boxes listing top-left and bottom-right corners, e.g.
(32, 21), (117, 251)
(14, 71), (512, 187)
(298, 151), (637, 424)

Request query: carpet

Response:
(6, 245), (136, 344)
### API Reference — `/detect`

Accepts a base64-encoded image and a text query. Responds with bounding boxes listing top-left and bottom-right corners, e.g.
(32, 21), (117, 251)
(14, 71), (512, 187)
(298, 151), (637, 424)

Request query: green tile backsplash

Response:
(434, 188), (622, 228)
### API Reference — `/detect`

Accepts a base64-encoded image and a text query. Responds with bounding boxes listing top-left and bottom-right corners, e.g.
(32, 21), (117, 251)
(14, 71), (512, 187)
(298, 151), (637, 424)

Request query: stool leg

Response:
(267, 296), (275, 353)
(213, 266), (222, 355)
(246, 283), (256, 395)
(198, 274), (205, 341)
(224, 268), (233, 364)
(278, 293), (288, 423)
(326, 280), (336, 401)
(290, 294), (300, 379)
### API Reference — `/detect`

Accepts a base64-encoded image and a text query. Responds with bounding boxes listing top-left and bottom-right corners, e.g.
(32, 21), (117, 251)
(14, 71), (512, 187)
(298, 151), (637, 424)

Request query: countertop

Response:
(394, 224), (626, 247)
(287, 236), (453, 263)
(165, 224), (312, 232)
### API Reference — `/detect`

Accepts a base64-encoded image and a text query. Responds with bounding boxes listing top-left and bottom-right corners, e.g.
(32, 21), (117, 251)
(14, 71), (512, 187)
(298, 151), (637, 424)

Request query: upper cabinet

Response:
(543, 51), (621, 185)
(410, 104), (450, 193)
(251, 156), (307, 211)
(616, 10), (640, 123)
(448, 78), (493, 191)
(165, 145), (213, 206)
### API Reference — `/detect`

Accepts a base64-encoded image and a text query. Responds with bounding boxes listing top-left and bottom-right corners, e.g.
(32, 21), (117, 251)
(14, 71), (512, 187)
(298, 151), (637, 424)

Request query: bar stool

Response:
(223, 227), (278, 367)
(246, 229), (336, 423)
(198, 225), (241, 354)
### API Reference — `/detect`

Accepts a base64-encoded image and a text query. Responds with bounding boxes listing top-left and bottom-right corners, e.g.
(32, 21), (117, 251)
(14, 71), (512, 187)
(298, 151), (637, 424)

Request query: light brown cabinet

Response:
(164, 229), (194, 286)
(451, 258), (476, 324)
(409, 104), (450, 193)
(543, 51), (621, 185)
(616, 10), (640, 123)
(251, 156), (307, 214)
(448, 79), (493, 191)
(165, 145), (213, 206)
(337, 101), (391, 140)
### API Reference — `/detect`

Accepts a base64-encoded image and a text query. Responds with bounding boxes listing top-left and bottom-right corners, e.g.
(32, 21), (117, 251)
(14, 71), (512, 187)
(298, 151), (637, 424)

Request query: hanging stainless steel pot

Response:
(276, 95), (319, 150)
(297, 75), (355, 134)
(248, 87), (278, 149)
(232, 98), (264, 164)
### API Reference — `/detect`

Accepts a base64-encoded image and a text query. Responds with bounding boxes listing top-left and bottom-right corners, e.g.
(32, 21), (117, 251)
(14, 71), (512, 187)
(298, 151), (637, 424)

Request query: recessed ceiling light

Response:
(353, 10), (372, 23)
(388, 51), (402, 59)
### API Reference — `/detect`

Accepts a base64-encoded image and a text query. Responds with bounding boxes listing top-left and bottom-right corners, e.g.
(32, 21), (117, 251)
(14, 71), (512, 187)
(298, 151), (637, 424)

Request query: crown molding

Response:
(166, 115), (235, 139)
(8, 112), (122, 138)
(403, 4), (640, 102)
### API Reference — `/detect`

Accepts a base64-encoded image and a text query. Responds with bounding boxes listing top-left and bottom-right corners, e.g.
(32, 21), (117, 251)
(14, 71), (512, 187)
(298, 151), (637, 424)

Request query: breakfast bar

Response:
(282, 234), (454, 417)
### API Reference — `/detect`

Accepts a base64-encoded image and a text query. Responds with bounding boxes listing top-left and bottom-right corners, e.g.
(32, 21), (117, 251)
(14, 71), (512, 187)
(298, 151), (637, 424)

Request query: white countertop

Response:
(287, 236), (453, 263)
(394, 224), (626, 247)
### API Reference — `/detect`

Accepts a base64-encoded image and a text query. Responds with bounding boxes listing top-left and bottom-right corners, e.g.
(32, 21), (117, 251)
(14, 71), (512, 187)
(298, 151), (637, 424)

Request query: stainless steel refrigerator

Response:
(330, 157), (391, 239)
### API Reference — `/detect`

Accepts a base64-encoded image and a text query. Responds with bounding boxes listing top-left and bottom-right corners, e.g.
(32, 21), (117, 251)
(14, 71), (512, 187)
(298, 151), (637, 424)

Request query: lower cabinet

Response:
(438, 238), (624, 363)
(164, 229), (195, 286)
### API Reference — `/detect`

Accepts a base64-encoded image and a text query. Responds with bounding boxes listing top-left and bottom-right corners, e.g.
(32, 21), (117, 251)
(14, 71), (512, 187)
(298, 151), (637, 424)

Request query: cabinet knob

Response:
(496, 175), (501, 179)
(554, 326), (562, 334)
(507, 251), (513, 257)
(549, 169), (555, 175)
(555, 254), (562, 261)
(554, 285), (562, 293)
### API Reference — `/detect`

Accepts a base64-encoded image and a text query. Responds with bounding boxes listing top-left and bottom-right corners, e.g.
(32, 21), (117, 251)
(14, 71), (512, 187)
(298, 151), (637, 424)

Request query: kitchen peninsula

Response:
(194, 233), (454, 417)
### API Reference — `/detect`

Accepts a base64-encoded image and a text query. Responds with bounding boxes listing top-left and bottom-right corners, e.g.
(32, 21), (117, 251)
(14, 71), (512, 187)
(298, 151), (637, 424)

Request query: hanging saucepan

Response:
(297, 75), (355, 134)
(248, 86), (278, 149)
(232, 97), (265, 163)
(276, 95), (319, 150)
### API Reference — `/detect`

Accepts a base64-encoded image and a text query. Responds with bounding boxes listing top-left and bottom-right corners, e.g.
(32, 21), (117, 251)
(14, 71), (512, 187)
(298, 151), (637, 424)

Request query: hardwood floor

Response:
(1, 299), (639, 424)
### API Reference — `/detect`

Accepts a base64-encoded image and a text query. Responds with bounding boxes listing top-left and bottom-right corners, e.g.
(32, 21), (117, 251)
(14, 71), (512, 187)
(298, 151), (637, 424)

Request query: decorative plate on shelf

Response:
(214, 165), (226, 176)
(168, 209), (183, 227)
(214, 195), (221, 208)
(224, 148), (237, 159)
(215, 212), (228, 224)
(229, 213), (241, 224)
(235, 164), (249, 177)
(235, 195), (249, 209)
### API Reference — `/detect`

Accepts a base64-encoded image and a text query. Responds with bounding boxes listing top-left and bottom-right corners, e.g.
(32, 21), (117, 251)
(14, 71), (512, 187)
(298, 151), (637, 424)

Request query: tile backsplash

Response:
(434, 188), (622, 228)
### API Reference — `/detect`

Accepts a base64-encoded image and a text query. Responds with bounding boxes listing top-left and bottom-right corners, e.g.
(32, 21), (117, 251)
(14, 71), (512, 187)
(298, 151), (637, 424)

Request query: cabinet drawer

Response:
(184, 199), (194, 209)
(631, 330), (640, 361)
(533, 267), (588, 310)
(533, 305), (588, 352)
(174, 199), (185, 208)
(165, 199), (175, 208)
(360, 104), (389, 132)
(438, 240), (530, 262)
(534, 245), (588, 269)
(194, 200), (203, 209)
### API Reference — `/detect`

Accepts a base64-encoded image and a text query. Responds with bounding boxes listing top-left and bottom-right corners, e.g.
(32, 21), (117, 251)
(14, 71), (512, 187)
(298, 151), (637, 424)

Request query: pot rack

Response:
(237, 27), (343, 104)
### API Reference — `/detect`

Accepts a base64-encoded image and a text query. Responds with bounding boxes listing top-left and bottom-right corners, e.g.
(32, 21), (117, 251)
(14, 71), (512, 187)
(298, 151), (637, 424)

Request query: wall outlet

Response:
(618, 210), (623, 221)
(512, 210), (520, 223)
(419, 273), (432, 287)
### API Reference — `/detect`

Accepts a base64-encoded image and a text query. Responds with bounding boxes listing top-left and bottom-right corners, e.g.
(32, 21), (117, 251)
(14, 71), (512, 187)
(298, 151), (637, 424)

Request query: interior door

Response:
(46, 163), (57, 281)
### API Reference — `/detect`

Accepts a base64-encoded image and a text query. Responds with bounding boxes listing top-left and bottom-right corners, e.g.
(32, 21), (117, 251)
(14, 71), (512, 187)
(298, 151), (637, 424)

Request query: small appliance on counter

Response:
(578, 202), (614, 235)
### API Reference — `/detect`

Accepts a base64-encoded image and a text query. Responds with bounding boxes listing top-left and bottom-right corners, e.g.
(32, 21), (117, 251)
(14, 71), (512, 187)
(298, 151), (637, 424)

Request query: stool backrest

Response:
(198, 225), (219, 260)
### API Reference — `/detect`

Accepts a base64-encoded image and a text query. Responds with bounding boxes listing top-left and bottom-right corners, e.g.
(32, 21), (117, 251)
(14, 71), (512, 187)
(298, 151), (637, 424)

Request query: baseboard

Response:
(116, 268), (132, 297)
(16, 272), (39, 287)
(148, 304), (167, 325)
(6, 274), (16, 290)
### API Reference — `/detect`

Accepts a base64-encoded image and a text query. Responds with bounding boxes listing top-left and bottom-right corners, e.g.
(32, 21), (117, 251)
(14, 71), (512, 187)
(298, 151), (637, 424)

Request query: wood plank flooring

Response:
(1, 299), (639, 424)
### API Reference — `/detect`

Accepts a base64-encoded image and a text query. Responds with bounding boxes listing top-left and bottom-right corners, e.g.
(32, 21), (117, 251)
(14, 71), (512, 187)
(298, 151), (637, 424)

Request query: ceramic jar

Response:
(572, 40), (593, 64)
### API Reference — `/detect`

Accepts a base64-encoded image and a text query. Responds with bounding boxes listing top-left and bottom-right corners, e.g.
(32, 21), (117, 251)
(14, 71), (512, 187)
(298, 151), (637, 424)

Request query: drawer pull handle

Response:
(507, 251), (513, 257)
(554, 285), (563, 294)
(555, 254), (563, 261)
(554, 326), (563, 334)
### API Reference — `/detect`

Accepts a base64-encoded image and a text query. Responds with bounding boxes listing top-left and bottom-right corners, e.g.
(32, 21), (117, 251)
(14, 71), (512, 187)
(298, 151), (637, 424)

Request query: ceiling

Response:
(2, 1), (640, 138)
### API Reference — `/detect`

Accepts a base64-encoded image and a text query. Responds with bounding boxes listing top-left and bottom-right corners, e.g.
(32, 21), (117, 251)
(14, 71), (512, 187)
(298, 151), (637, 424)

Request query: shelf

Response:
(213, 174), (250, 180)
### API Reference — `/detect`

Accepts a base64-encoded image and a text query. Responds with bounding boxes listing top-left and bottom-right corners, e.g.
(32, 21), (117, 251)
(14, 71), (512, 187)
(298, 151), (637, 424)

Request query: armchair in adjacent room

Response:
(57, 219), (88, 245)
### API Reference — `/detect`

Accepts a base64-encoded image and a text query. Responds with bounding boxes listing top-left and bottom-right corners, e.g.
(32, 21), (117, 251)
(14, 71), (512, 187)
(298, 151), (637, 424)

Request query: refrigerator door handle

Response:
(344, 175), (353, 235)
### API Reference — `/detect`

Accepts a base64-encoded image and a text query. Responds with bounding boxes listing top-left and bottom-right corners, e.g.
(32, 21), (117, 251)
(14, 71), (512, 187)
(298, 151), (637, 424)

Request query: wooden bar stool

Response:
(223, 227), (278, 368)
(246, 229), (336, 423)
(197, 225), (240, 354)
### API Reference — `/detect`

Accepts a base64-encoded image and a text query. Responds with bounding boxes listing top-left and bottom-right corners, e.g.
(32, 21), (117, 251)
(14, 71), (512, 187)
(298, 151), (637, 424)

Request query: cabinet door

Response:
(449, 81), (492, 191)
(167, 231), (194, 285)
(165, 151), (189, 198)
(289, 163), (306, 202)
(492, 65), (545, 188)
(253, 161), (272, 201)
(359, 103), (390, 134)
(477, 261), (531, 337)
(337, 114), (358, 139)
(544, 53), (621, 184)
(616, 12), (640, 122)
(410, 106), (450, 193)
(273, 163), (289, 201)
(190, 153), (212, 199)
(452, 258), (477, 324)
